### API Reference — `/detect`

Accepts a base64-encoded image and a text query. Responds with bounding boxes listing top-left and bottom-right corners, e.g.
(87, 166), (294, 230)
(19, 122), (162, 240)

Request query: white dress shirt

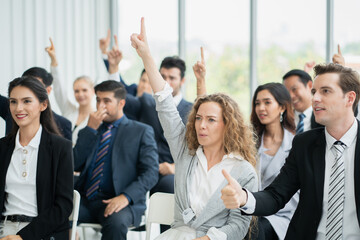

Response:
(3, 125), (42, 217)
(295, 106), (313, 132)
(316, 119), (360, 239)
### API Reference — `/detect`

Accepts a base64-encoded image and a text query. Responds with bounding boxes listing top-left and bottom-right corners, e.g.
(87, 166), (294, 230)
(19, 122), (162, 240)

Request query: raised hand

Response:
(103, 194), (129, 217)
(332, 44), (345, 66)
(193, 47), (206, 80)
(45, 37), (58, 67)
(304, 61), (315, 73)
(221, 169), (247, 209)
(108, 35), (123, 74)
(130, 17), (151, 58)
(99, 29), (111, 54)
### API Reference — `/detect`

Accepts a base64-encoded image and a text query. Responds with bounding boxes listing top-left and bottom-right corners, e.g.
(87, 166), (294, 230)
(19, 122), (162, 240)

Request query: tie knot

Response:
(299, 113), (305, 121)
(107, 124), (114, 130)
(332, 140), (346, 156)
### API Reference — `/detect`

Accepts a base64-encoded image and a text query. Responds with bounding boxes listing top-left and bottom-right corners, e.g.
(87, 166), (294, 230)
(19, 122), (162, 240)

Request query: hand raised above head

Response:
(45, 37), (58, 66)
(332, 44), (345, 66)
(107, 35), (123, 71)
(193, 46), (206, 81)
(130, 17), (151, 58)
(99, 29), (111, 54)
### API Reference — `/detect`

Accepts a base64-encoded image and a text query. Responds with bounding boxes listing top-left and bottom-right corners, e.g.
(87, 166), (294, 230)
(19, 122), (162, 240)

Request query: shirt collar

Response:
(325, 118), (358, 151)
(15, 124), (43, 150)
(173, 92), (183, 107)
(295, 105), (312, 118)
(103, 115), (124, 129)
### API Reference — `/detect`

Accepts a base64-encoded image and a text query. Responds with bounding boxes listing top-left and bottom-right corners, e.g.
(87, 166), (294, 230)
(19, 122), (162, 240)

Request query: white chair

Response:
(145, 192), (174, 240)
(69, 190), (81, 240)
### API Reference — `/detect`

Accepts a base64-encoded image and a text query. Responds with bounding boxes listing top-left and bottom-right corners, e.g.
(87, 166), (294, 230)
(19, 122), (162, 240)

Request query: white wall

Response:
(0, 0), (112, 136)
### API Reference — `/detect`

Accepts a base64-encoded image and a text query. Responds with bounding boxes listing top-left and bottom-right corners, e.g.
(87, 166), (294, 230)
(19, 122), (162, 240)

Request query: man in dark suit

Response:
(22, 67), (72, 140)
(283, 69), (323, 133)
(221, 63), (360, 239)
(73, 80), (158, 240)
(0, 68), (72, 140)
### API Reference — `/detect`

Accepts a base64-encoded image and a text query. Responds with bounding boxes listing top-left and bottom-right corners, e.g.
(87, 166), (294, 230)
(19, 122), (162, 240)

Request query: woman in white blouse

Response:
(45, 38), (95, 145)
(0, 76), (73, 239)
(130, 18), (258, 240)
(249, 83), (298, 240)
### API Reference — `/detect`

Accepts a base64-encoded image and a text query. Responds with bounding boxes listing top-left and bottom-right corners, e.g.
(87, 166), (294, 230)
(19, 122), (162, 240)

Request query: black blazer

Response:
(139, 93), (192, 164)
(250, 124), (360, 239)
(310, 112), (324, 130)
(0, 129), (74, 240)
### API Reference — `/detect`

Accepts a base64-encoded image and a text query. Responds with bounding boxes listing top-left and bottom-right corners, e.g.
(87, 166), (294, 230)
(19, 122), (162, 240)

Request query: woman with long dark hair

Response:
(0, 76), (73, 240)
(249, 82), (298, 240)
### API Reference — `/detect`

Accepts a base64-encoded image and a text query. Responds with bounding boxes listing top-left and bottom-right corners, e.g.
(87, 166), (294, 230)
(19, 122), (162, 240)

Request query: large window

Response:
(257, 0), (326, 84)
(185, 0), (250, 114)
(118, 0), (178, 85)
(334, 0), (360, 71)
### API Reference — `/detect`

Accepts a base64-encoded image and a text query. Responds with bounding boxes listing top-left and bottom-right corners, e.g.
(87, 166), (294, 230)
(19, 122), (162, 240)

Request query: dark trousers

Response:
(78, 195), (134, 240)
(245, 217), (278, 240)
(150, 174), (174, 233)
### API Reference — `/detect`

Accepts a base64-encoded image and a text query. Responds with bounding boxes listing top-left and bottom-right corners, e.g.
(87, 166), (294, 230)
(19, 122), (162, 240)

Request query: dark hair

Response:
(140, 69), (146, 77)
(94, 80), (127, 100)
(250, 83), (295, 147)
(22, 67), (53, 87)
(314, 63), (360, 112)
(8, 76), (60, 137)
(282, 69), (312, 87)
(160, 56), (186, 79)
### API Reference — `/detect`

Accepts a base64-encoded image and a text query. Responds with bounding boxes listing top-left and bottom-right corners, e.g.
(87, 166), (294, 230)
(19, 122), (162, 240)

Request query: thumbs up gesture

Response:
(221, 169), (248, 209)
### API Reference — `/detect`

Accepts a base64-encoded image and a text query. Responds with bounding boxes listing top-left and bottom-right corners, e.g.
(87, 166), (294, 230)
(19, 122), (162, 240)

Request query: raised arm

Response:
(130, 18), (166, 93)
(332, 44), (345, 66)
(99, 29), (111, 55)
(45, 38), (76, 115)
(193, 46), (207, 97)
(107, 35), (123, 75)
(303, 61), (315, 73)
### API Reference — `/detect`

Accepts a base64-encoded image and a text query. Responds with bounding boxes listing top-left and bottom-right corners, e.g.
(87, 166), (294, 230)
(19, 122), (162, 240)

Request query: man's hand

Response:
(130, 17), (151, 59)
(0, 235), (23, 240)
(221, 169), (247, 209)
(103, 194), (129, 217)
(87, 107), (107, 130)
(159, 162), (175, 175)
(107, 35), (123, 74)
(99, 29), (111, 54)
(45, 37), (58, 67)
(193, 47), (207, 96)
(304, 61), (315, 73)
(332, 44), (345, 66)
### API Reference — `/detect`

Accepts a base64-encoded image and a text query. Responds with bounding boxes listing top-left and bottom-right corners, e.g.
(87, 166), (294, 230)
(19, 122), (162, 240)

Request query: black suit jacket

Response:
(250, 124), (360, 239)
(310, 112), (324, 130)
(139, 93), (192, 164)
(0, 129), (74, 240)
(52, 111), (72, 141)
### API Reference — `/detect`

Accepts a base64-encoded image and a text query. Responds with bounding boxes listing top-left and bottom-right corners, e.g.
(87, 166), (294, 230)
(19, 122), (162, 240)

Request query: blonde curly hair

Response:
(185, 93), (257, 167)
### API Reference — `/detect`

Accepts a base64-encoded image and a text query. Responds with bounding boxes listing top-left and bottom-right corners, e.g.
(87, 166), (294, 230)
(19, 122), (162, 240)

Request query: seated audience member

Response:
(22, 67), (72, 141)
(221, 63), (360, 239)
(73, 80), (158, 240)
(249, 83), (299, 240)
(45, 38), (96, 145)
(131, 18), (258, 240)
(0, 77), (73, 239)
(282, 69), (323, 134)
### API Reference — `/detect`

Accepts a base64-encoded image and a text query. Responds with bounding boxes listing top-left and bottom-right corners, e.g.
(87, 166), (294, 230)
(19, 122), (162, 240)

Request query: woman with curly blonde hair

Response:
(131, 18), (258, 240)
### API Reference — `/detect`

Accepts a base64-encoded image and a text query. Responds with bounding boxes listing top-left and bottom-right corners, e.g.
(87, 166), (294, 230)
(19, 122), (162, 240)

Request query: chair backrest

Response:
(146, 192), (174, 240)
(69, 190), (81, 240)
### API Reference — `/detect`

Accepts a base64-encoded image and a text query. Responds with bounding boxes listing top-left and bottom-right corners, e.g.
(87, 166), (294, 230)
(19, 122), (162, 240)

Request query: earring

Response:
(280, 112), (283, 123)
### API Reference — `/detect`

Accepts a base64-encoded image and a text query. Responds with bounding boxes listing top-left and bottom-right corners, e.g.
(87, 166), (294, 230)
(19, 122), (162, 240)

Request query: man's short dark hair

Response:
(22, 67), (53, 87)
(160, 56), (186, 79)
(314, 63), (360, 113)
(282, 69), (312, 86)
(94, 80), (127, 100)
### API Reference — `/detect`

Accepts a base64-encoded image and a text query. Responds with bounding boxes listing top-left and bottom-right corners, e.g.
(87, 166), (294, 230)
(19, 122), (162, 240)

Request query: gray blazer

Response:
(155, 94), (258, 239)
(257, 128), (299, 240)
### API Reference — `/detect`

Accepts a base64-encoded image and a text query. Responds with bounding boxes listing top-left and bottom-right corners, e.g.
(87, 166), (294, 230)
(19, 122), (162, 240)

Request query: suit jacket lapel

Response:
(36, 129), (50, 210)
(312, 131), (326, 209)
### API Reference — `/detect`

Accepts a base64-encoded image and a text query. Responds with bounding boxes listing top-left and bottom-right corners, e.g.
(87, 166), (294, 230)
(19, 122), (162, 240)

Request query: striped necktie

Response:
(296, 113), (305, 134)
(86, 124), (114, 199)
(326, 140), (346, 239)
